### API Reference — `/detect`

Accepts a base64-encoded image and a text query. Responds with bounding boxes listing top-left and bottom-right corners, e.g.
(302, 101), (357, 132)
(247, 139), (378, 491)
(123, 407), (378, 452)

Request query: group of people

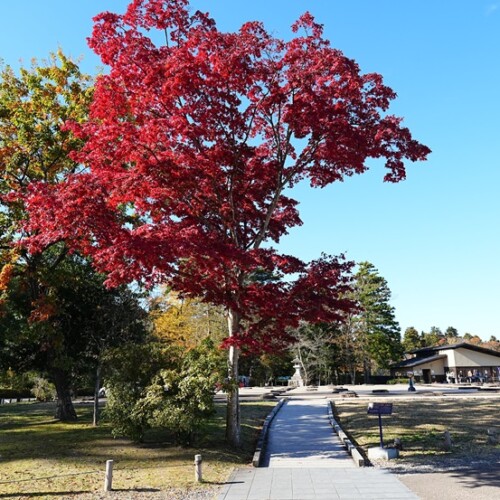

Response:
(448, 369), (493, 383)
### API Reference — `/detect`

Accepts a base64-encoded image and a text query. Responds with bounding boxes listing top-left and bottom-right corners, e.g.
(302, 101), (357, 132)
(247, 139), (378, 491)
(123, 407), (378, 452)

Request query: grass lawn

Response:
(0, 399), (274, 497)
(333, 397), (500, 467)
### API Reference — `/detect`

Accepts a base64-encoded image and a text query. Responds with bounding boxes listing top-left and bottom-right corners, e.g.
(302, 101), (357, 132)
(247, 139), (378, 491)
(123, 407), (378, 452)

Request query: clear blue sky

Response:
(2, 1), (499, 340)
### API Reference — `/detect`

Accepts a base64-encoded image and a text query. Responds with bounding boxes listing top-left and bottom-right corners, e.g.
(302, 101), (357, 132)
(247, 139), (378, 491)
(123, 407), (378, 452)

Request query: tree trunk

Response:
(363, 358), (372, 384)
(348, 360), (356, 384)
(226, 309), (241, 447)
(53, 368), (77, 421)
(93, 363), (101, 427)
(298, 350), (308, 386)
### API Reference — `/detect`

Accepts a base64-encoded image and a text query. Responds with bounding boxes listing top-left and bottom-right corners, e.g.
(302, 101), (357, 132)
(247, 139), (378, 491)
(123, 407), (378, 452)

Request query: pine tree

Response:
(402, 326), (421, 351)
(353, 262), (403, 382)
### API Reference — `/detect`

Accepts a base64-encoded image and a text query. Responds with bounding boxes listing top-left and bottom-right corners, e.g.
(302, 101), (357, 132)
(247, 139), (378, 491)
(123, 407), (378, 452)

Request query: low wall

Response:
(328, 401), (366, 467)
(252, 398), (287, 467)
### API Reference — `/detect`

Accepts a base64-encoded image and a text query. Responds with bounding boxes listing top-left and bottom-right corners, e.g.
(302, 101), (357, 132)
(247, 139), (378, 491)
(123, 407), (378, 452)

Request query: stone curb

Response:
(252, 397), (287, 467)
(328, 400), (366, 467)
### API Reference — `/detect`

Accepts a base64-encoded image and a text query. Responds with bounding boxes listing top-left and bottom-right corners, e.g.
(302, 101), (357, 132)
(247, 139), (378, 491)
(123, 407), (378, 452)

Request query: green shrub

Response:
(101, 343), (164, 441)
(140, 368), (218, 445)
(0, 369), (34, 392)
(103, 382), (150, 441)
(386, 378), (409, 385)
(102, 339), (225, 444)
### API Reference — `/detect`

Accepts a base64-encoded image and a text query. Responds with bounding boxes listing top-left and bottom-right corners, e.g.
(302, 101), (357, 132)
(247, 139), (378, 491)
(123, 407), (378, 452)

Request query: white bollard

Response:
(104, 459), (114, 491)
(194, 454), (202, 482)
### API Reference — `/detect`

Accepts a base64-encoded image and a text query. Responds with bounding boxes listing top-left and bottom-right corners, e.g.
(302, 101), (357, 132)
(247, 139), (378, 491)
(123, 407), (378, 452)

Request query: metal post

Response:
(104, 459), (113, 491)
(194, 454), (202, 482)
(378, 414), (384, 448)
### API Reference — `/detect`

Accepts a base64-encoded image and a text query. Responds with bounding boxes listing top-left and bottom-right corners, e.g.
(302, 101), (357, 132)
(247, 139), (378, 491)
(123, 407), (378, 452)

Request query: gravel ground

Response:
(396, 467), (500, 500)
(373, 453), (500, 499)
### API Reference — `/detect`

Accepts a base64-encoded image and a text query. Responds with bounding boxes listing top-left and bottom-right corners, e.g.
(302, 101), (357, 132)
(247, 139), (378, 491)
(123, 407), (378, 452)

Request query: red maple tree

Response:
(24, 0), (430, 445)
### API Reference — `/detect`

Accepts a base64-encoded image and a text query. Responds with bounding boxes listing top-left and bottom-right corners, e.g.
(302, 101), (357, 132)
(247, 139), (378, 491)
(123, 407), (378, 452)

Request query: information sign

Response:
(367, 403), (394, 447)
(367, 402), (393, 415)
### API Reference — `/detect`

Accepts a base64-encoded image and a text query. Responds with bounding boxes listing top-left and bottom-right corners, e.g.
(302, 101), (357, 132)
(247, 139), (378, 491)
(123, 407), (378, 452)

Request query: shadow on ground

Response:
(450, 465), (500, 489)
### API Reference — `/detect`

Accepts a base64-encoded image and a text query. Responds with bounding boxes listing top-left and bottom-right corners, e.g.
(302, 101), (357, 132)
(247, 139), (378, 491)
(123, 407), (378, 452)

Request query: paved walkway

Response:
(262, 399), (354, 468)
(218, 398), (418, 500)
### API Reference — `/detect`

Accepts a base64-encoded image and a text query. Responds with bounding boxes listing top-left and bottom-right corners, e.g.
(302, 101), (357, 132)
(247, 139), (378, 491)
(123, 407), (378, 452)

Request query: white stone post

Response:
(104, 459), (113, 491)
(194, 454), (202, 482)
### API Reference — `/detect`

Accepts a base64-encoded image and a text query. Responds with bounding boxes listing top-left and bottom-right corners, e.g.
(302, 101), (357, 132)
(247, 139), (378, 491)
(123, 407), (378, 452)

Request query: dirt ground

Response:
(397, 466), (500, 500)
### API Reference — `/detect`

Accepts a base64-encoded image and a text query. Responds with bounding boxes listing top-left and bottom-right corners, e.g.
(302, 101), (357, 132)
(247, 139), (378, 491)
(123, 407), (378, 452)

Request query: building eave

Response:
(392, 354), (447, 369)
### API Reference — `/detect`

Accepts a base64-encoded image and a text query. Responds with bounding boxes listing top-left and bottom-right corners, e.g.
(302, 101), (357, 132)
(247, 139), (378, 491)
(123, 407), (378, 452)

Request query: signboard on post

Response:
(367, 403), (394, 447)
(367, 402), (393, 415)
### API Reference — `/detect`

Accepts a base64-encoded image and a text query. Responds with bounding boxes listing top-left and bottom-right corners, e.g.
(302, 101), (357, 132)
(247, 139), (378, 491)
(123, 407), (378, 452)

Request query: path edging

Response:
(252, 397), (287, 467)
(328, 400), (366, 467)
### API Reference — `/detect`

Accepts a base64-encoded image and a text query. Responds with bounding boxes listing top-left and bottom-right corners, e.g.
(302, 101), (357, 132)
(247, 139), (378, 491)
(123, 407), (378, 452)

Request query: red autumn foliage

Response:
(23, 0), (430, 352)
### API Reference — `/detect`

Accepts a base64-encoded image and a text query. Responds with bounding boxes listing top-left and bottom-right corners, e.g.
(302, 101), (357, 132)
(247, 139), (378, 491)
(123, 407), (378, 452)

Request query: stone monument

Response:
(289, 357), (304, 387)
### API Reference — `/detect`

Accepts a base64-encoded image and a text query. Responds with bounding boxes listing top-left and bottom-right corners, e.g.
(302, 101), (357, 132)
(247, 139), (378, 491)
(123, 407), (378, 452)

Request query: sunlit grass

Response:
(0, 399), (274, 497)
(333, 398), (499, 464)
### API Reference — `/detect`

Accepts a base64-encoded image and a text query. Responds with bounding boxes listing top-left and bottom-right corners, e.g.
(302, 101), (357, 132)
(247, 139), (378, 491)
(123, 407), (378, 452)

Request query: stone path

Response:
(217, 398), (418, 500)
(217, 467), (419, 500)
(262, 399), (355, 468)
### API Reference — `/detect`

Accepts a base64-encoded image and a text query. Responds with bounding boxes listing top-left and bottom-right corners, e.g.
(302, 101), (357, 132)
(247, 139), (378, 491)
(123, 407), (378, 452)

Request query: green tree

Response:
(352, 262), (403, 382)
(0, 252), (148, 421)
(445, 326), (459, 339)
(0, 52), (94, 420)
(402, 326), (421, 352)
(246, 352), (294, 386)
(422, 326), (444, 347)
